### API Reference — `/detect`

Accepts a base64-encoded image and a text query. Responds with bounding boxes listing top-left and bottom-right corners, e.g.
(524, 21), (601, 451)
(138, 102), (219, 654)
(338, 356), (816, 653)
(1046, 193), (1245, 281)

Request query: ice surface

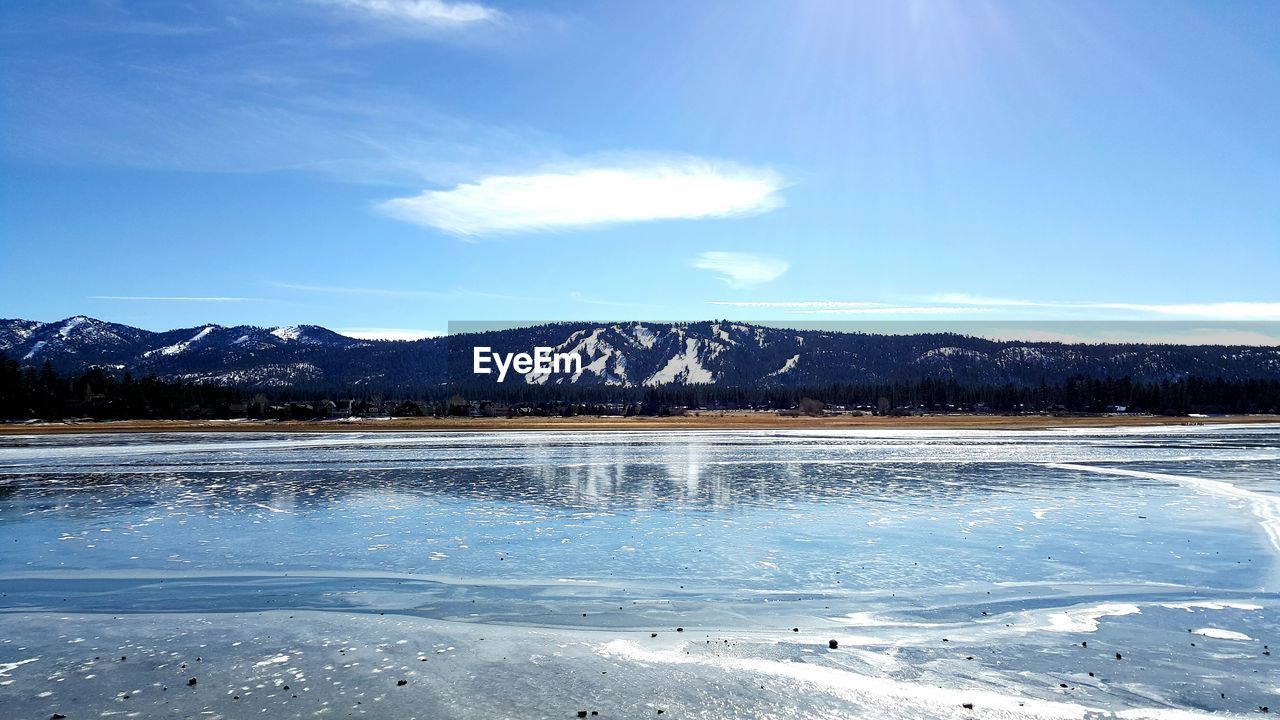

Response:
(1, 426), (1277, 718)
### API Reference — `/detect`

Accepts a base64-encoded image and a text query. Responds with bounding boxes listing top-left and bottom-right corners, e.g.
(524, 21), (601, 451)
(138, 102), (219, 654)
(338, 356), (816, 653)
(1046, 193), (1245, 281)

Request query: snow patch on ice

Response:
(254, 654), (291, 667)
(1192, 627), (1252, 641)
(1041, 603), (1141, 632)
(0, 657), (39, 676)
(1161, 601), (1263, 612)
(596, 639), (1209, 720)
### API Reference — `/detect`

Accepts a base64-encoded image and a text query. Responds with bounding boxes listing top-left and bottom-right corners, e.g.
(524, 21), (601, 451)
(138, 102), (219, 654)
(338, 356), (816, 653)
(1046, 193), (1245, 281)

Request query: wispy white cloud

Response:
(716, 302), (993, 313)
(801, 306), (994, 315)
(336, 327), (446, 340)
(271, 281), (446, 298)
(1, 7), (547, 187)
(929, 293), (1280, 320)
(986, 328), (1280, 346)
(319, 0), (501, 26)
(270, 281), (523, 301)
(691, 252), (789, 288)
(90, 295), (260, 302)
(1111, 302), (1280, 320)
(708, 294), (1280, 320)
(378, 158), (785, 236)
(706, 300), (988, 314)
(706, 300), (891, 309)
(105, 21), (218, 36)
(928, 293), (1041, 307)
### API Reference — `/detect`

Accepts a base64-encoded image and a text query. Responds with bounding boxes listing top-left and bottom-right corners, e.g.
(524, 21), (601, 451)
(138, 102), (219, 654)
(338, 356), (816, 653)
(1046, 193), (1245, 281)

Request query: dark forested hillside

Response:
(3, 353), (1279, 420)
(2, 317), (1278, 401)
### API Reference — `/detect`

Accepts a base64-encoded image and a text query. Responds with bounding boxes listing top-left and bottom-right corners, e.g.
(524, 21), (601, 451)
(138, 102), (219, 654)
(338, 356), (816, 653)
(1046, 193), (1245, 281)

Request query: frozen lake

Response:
(1, 426), (1277, 718)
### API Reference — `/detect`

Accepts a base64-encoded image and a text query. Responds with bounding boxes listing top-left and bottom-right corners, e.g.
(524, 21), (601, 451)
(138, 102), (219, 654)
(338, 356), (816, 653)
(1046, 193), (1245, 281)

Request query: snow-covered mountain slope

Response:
(0, 316), (154, 365)
(445, 321), (1280, 389)
(0, 316), (435, 390)
(3, 317), (1279, 390)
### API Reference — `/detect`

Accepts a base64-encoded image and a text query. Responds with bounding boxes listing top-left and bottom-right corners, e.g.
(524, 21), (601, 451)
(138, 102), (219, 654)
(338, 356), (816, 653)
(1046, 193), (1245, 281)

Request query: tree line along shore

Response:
(4, 413), (1279, 436)
(3, 355), (1280, 425)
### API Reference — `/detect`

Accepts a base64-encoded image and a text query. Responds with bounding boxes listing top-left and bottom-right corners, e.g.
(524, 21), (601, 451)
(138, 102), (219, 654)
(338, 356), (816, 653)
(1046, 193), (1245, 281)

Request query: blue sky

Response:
(2, 0), (1278, 340)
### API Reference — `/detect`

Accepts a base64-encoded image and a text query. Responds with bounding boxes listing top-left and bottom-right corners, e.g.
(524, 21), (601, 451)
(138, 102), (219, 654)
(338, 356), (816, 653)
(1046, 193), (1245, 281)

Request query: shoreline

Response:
(2, 413), (1278, 435)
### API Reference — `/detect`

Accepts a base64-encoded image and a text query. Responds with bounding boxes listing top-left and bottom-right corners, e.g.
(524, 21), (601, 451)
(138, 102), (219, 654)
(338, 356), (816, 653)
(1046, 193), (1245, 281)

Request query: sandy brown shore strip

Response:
(2, 413), (1278, 435)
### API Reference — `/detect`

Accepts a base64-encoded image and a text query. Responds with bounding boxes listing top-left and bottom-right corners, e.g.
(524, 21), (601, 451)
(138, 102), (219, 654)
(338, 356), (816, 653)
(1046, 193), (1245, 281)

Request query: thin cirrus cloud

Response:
(271, 281), (447, 298)
(319, 0), (502, 26)
(986, 328), (1280, 346)
(706, 295), (1280, 320)
(691, 252), (790, 288)
(377, 158), (785, 236)
(269, 281), (524, 302)
(798, 306), (992, 315)
(705, 300), (992, 315)
(90, 295), (260, 302)
(707, 301), (896, 309)
(336, 328), (446, 341)
(929, 294), (1280, 320)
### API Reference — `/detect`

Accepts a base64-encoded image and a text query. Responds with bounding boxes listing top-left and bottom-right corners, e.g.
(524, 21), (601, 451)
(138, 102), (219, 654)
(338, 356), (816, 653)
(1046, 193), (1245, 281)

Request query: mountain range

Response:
(2, 316), (1279, 392)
